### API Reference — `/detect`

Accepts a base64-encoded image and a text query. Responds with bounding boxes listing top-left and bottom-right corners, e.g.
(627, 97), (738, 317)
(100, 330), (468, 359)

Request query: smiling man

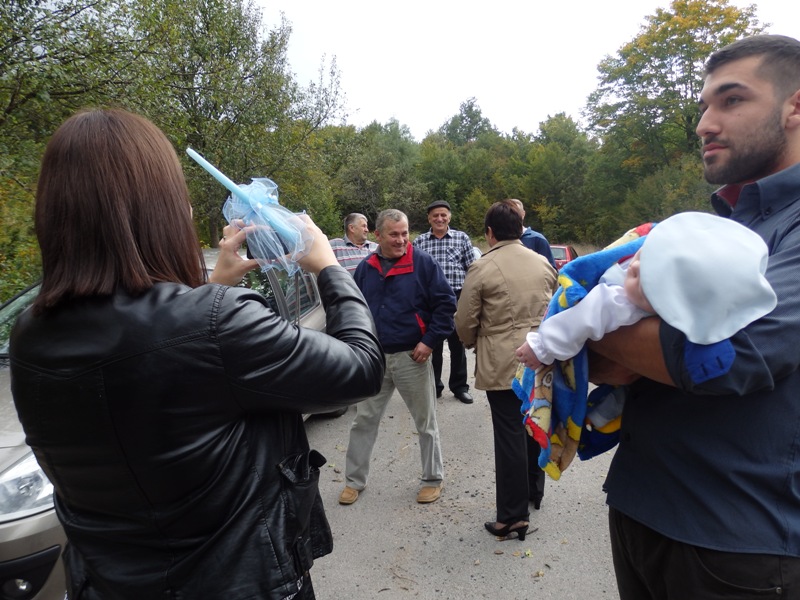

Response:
(588, 35), (800, 599)
(340, 209), (456, 506)
(413, 200), (476, 404)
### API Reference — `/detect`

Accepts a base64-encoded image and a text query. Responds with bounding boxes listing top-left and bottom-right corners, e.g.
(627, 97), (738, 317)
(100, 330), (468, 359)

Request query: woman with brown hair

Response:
(455, 200), (557, 540)
(10, 108), (384, 599)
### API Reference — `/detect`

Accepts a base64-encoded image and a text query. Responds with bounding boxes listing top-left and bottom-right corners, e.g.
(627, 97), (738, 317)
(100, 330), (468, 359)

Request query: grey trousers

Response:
(344, 351), (444, 490)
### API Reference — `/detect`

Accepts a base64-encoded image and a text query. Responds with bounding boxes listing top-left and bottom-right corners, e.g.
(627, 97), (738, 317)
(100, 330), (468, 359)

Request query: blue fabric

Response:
(683, 339), (735, 384)
(354, 244), (456, 354)
(513, 236), (647, 430)
(605, 162), (800, 556)
(512, 234), (650, 479)
(520, 227), (556, 268)
(578, 384), (623, 460)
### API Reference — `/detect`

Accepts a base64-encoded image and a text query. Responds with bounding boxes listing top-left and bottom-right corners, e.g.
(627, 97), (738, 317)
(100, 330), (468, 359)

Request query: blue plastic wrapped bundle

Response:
(187, 148), (313, 275)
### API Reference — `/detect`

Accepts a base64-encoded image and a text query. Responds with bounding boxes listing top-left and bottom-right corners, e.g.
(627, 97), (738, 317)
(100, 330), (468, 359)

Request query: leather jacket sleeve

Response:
(219, 265), (384, 414)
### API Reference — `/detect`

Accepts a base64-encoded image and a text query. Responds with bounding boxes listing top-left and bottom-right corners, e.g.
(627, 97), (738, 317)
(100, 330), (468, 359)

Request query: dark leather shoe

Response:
(454, 390), (473, 404)
(436, 389), (443, 399)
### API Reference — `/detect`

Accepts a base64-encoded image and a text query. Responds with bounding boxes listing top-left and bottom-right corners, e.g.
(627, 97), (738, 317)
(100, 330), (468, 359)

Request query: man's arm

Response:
(461, 234), (475, 270)
(533, 236), (557, 269)
(421, 257), (457, 350)
(587, 316), (674, 386)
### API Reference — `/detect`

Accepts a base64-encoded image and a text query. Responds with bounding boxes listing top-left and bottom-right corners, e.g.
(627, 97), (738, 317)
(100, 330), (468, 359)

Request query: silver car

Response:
(0, 256), (335, 600)
(0, 285), (66, 600)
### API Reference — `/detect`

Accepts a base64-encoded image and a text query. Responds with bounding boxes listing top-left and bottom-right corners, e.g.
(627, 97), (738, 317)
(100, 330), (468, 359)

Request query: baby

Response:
(515, 211), (777, 431)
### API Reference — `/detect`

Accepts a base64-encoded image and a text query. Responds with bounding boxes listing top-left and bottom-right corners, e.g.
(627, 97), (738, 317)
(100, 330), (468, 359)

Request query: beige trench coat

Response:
(455, 239), (557, 391)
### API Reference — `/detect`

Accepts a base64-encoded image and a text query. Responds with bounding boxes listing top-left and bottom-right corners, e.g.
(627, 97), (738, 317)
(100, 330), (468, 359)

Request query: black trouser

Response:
(432, 290), (468, 395)
(486, 389), (545, 523)
(609, 507), (800, 599)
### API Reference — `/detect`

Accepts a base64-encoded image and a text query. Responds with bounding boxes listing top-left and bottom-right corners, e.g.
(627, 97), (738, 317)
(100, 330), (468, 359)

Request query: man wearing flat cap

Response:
(413, 200), (476, 404)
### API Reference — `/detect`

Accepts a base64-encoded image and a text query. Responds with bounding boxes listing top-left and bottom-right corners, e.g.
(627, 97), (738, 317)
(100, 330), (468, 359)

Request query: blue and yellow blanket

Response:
(512, 223), (654, 479)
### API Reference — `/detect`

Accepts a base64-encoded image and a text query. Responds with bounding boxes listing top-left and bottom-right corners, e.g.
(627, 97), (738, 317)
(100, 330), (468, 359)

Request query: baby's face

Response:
(624, 249), (655, 313)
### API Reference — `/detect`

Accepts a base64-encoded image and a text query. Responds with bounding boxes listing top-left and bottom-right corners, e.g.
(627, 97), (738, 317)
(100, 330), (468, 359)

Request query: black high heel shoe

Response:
(484, 521), (529, 541)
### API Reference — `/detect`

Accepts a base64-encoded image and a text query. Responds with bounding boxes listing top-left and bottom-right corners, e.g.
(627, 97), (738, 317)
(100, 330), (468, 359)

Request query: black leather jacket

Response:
(10, 266), (384, 599)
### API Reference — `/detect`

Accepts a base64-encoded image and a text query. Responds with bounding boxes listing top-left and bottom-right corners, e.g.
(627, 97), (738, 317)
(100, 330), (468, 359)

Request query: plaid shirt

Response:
(413, 228), (474, 291)
(329, 236), (378, 275)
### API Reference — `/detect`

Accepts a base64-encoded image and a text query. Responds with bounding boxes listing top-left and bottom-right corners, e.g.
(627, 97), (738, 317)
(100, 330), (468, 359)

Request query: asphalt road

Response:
(304, 349), (619, 600)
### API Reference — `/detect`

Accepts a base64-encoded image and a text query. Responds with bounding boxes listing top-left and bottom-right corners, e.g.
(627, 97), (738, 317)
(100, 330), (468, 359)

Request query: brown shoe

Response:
(339, 486), (360, 505)
(416, 484), (443, 504)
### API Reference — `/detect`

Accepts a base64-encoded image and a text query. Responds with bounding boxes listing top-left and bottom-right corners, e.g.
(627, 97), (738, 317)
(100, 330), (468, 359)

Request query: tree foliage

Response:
(438, 97), (497, 145)
(335, 120), (427, 229)
(1, 0), (145, 299)
(586, 0), (762, 177)
(0, 0), (772, 301)
(125, 0), (344, 243)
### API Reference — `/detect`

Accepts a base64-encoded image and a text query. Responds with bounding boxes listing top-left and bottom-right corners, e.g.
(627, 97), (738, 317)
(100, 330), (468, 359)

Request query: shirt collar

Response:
(712, 162), (800, 220)
(376, 242), (409, 259)
(344, 234), (370, 248)
(428, 227), (452, 239)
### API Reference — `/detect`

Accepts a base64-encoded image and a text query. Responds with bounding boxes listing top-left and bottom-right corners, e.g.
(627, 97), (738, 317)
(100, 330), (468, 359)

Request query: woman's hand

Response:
(296, 214), (338, 275)
(209, 214), (339, 285)
(208, 223), (259, 286)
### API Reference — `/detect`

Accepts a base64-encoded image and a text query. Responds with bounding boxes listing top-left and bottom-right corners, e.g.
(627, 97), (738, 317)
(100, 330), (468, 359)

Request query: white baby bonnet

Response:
(639, 211), (777, 344)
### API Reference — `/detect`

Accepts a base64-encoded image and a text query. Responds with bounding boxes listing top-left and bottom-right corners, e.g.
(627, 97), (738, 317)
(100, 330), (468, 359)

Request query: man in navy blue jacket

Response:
(508, 198), (556, 268)
(339, 209), (456, 506)
(590, 35), (800, 598)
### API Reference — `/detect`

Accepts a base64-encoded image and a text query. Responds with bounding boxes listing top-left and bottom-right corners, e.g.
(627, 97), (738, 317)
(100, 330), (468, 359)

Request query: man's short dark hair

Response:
(706, 35), (800, 100)
(484, 201), (523, 241)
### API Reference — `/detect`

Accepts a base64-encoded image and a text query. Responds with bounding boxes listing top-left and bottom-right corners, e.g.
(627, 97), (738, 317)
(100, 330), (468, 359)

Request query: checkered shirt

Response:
(412, 228), (475, 291)
(329, 236), (378, 275)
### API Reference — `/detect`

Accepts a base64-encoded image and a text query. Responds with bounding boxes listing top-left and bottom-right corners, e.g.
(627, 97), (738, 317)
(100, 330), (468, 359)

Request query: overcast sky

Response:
(257, 1), (800, 140)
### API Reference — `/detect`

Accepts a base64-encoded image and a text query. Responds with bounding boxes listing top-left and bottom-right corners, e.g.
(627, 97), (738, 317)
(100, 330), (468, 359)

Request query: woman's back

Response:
(457, 241), (557, 390)
(14, 108), (383, 599)
(12, 276), (380, 598)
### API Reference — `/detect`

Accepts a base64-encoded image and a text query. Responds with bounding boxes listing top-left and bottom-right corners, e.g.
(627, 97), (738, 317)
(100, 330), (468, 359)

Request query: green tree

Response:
(523, 114), (596, 244)
(586, 0), (762, 179)
(438, 97), (496, 146)
(1, 0), (143, 300)
(126, 0), (344, 244)
(416, 133), (463, 212)
(419, 102), (504, 233)
(336, 120), (427, 230)
(619, 154), (714, 226)
(276, 123), (360, 236)
(460, 188), (491, 236)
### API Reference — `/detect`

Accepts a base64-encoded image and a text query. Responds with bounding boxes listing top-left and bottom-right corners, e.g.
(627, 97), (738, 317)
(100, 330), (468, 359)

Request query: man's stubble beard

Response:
(703, 107), (787, 185)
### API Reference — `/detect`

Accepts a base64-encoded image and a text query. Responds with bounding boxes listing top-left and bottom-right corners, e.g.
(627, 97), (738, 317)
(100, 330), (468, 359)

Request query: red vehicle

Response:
(549, 244), (579, 270)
